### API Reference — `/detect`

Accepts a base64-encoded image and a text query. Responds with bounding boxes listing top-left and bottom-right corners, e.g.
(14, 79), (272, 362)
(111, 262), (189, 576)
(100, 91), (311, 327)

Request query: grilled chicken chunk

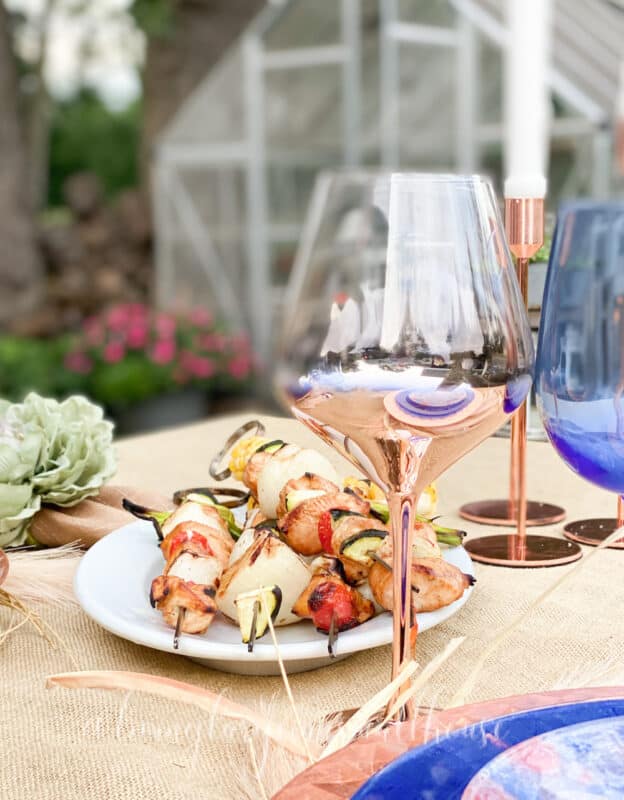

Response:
(276, 473), (340, 518)
(368, 538), (474, 613)
(279, 491), (369, 555)
(150, 575), (217, 634)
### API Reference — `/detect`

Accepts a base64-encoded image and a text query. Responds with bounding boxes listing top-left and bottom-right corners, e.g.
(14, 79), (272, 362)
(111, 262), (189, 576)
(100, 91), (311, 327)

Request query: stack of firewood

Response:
(9, 172), (153, 337)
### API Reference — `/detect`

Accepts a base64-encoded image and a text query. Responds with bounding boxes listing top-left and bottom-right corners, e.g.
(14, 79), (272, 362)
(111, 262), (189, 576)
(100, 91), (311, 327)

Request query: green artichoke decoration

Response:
(0, 393), (116, 547)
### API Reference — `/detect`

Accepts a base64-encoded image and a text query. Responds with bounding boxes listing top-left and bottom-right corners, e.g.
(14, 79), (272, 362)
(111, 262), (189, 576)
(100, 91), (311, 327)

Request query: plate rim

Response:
(352, 698), (624, 800)
(74, 520), (474, 664)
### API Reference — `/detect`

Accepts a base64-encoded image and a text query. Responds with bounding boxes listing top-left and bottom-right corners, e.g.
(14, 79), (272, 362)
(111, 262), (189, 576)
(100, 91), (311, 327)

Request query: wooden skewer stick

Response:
(369, 551), (392, 571)
(247, 600), (260, 653)
(327, 611), (338, 658)
(173, 608), (185, 650)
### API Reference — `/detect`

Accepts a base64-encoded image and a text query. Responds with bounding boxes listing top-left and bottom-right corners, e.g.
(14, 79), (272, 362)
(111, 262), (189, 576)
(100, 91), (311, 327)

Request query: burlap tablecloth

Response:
(1, 413), (623, 800)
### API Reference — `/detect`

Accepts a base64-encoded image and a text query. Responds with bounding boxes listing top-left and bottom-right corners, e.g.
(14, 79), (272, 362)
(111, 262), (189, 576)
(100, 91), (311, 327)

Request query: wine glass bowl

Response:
(536, 200), (624, 548)
(277, 173), (534, 496)
(275, 172), (535, 713)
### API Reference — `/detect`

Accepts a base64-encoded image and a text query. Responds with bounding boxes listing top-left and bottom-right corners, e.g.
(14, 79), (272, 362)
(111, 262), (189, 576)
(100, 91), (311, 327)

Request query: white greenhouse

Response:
(153, 0), (624, 363)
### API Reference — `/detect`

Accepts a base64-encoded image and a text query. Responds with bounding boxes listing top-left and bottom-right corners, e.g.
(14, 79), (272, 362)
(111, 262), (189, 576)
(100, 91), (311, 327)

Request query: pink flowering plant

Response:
(63, 304), (254, 408)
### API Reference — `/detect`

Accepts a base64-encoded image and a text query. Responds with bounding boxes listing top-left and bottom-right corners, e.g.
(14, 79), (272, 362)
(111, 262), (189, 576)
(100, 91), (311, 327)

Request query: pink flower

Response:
(126, 322), (149, 349)
(155, 313), (176, 339)
(190, 355), (215, 379)
(84, 317), (105, 346)
(189, 308), (213, 327)
(179, 350), (197, 372)
(103, 341), (125, 364)
(126, 303), (148, 321)
(107, 305), (132, 331)
(64, 351), (93, 374)
(199, 333), (226, 352)
(179, 351), (215, 380)
(150, 339), (176, 365)
(227, 354), (252, 380)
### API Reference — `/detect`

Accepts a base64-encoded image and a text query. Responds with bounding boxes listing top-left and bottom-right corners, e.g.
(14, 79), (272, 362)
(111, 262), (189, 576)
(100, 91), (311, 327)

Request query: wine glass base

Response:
(464, 534), (582, 567)
(563, 519), (624, 549)
(459, 499), (566, 527)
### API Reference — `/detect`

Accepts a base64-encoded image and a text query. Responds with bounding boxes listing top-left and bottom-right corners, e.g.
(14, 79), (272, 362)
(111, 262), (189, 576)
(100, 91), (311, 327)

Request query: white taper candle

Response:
(504, 0), (552, 199)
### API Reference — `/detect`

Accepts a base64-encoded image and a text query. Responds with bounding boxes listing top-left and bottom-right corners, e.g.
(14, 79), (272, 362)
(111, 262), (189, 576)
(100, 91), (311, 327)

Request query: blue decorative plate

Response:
(352, 699), (624, 800)
(464, 715), (624, 799)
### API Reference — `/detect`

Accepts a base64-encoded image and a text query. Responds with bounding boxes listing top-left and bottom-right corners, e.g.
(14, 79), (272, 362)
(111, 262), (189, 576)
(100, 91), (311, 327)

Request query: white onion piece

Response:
(161, 501), (225, 537)
(228, 527), (259, 566)
(257, 449), (340, 517)
(217, 534), (311, 626)
(167, 552), (221, 586)
(358, 581), (384, 614)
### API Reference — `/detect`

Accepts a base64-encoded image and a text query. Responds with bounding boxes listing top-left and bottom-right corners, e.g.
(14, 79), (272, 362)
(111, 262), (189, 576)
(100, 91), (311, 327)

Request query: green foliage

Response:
(131, 0), (175, 37)
(0, 337), (84, 402)
(0, 306), (254, 427)
(87, 354), (172, 408)
(48, 90), (141, 205)
(530, 233), (552, 264)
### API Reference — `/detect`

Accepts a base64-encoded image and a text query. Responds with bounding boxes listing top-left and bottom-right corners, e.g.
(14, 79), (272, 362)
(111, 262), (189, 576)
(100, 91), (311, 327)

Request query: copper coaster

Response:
(459, 499), (566, 527)
(564, 518), (624, 550)
(464, 534), (582, 567)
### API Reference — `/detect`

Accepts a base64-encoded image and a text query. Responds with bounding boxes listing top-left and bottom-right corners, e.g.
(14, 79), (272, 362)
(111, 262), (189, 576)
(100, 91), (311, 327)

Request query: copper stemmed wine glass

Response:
(274, 172), (534, 718)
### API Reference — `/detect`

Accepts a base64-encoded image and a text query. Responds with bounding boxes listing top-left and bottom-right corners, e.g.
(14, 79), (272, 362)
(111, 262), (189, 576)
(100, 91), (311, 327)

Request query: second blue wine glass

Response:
(536, 200), (624, 548)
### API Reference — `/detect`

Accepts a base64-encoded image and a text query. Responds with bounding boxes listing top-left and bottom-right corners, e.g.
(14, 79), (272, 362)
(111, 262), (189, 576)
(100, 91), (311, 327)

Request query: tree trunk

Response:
(0, 3), (43, 325)
(141, 0), (264, 186)
(24, 0), (55, 211)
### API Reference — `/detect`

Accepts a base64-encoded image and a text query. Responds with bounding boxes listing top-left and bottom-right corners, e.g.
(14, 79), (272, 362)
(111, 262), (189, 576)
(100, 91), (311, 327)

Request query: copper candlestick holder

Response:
(464, 197), (581, 567)
(563, 496), (624, 549)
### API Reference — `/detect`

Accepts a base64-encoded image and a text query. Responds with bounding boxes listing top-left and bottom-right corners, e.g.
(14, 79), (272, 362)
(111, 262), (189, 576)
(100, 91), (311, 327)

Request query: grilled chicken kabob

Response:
(222, 435), (470, 650)
(124, 493), (237, 647)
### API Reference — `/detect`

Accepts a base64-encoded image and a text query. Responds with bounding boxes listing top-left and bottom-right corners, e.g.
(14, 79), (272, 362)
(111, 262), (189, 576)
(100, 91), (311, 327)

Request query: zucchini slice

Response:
(255, 439), (286, 454)
(339, 530), (387, 565)
(369, 501), (390, 524)
(235, 585), (283, 650)
(329, 509), (366, 526)
(185, 492), (242, 539)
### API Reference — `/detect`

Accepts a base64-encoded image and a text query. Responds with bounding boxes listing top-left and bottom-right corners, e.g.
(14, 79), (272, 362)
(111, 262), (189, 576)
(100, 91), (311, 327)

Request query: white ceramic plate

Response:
(75, 521), (474, 675)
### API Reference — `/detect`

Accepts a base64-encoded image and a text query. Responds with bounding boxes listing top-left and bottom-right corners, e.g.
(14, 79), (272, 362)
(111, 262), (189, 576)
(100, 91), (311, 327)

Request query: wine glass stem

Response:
(388, 490), (417, 721)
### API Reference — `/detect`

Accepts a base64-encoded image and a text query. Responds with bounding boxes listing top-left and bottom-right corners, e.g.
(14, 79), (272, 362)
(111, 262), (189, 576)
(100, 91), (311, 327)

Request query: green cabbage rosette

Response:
(0, 394), (116, 546)
(14, 393), (117, 507)
(0, 408), (44, 546)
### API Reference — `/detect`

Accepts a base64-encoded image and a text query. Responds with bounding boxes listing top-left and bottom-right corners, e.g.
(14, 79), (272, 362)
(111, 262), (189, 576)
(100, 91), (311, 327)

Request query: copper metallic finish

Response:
(462, 197), (571, 565)
(505, 197), (544, 260)
(460, 499), (566, 527)
(388, 492), (416, 721)
(465, 534), (582, 567)
(564, 514), (624, 549)
(510, 262), (528, 539)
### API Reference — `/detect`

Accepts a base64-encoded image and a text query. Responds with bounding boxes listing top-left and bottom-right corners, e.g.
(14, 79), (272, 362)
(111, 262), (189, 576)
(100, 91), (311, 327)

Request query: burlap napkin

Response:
(29, 485), (174, 548)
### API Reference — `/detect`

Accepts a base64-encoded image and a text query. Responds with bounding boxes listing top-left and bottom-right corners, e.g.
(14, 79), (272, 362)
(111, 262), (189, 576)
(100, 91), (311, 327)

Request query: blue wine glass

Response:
(536, 200), (624, 548)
